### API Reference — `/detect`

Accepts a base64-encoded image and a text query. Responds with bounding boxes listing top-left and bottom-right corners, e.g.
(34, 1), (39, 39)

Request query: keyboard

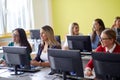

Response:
(81, 52), (91, 55)
(8, 66), (42, 73)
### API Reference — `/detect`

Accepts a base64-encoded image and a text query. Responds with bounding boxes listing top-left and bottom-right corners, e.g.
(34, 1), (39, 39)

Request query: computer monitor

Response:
(3, 46), (30, 75)
(67, 35), (92, 52)
(48, 49), (84, 80)
(54, 35), (61, 44)
(114, 28), (120, 36)
(92, 52), (120, 80)
(30, 29), (40, 39)
(117, 36), (120, 44)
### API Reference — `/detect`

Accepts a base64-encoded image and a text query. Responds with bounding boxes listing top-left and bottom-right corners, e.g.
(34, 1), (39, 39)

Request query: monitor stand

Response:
(11, 65), (24, 75)
(63, 72), (67, 80)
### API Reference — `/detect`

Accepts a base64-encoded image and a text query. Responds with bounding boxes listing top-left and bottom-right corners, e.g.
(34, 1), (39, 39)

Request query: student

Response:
(0, 28), (32, 65)
(62, 22), (83, 50)
(31, 25), (61, 67)
(90, 18), (106, 50)
(85, 29), (120, 77)
(111, 16), (120, 29)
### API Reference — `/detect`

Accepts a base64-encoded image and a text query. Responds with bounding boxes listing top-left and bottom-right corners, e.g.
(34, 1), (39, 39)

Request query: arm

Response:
(0, 42), (14, 66)
(31, 60), (50, 67)
(84, 59), (94, 76)
(62, 38), (69, 50)
(85, 45), (105, 76)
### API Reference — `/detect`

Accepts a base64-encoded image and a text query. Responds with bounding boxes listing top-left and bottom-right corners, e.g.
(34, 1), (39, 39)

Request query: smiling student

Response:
(85, 29), (120, 77)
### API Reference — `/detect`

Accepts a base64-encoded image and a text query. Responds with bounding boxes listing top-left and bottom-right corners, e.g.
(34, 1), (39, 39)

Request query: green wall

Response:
(51, 0), (120, 40)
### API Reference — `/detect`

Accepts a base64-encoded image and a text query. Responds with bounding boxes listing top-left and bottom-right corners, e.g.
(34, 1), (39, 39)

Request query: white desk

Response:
(0, 67), (56, 80)
(0, 67), (95, 80)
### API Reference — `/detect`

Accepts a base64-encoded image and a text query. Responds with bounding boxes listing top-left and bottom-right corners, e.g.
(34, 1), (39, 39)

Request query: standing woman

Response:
(31, 25), (61, 67)
(0, 28), (32, 65)
(62, 22), (83, 50)
(91, 18), (106, 50)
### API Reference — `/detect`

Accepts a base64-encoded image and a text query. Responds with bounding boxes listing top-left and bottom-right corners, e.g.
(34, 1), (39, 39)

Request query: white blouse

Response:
(40, 51), (48, 62)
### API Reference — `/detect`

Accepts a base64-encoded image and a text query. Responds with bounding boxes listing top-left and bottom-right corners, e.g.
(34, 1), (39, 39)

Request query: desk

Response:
(0, 67), (54, 80)
(0, 67), (95, 80)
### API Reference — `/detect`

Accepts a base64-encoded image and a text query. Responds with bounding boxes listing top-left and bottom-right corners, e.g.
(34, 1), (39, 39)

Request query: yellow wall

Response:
(52, 0), (120, 40)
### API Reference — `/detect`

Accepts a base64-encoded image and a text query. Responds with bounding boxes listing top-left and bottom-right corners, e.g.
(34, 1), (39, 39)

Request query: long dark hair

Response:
(91, 18), (106, 42)
(111, 16), (120, 28)
(13, 28), (32, 53)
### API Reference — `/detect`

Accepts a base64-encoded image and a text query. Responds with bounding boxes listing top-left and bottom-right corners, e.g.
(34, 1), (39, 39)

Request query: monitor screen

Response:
(92, 52), (120, 79)
(3, 46), (30, 75)
(117, 36), (120, 44)
(30, 29), (40, 39)
(114, 28), (120, 36)
(48, 49), (84, 79)
(117, 28), (120, 35)
(67, 35), (92, 52)
(54, 35), (61, 44)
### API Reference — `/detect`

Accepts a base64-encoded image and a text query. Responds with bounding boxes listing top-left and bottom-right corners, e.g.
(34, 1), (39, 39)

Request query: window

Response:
(0, 0), (34, 34)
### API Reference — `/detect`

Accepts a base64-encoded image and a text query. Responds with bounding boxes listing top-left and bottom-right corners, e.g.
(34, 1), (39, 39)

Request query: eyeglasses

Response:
(100, 38), (111, 41)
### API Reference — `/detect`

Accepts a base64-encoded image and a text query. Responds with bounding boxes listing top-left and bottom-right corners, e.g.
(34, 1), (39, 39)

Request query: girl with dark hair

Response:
(91, 18), (106, 49)
(0, 28), (32, 65)
(11, 28), (32, 54)
(111, 16), (120, 28)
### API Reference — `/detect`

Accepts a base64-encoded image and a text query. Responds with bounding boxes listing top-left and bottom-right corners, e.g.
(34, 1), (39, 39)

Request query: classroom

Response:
(0, 0), (120, 80)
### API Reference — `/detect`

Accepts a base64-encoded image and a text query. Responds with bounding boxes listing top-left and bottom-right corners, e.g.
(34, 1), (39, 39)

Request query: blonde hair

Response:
(69, 22), (79, 35)
(41, 25), (60, 47)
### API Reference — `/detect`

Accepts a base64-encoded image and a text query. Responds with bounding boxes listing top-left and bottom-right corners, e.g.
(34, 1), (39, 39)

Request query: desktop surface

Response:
(8, 66), (42, 73)
(0, 67), (50, 80)
(0, 67), (95, 80)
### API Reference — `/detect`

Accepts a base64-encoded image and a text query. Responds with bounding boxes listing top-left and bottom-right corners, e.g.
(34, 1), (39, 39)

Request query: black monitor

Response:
(30, 29), (40, 39)
(92, 52), (120, 80)
(48, 49), (84, 80)
(117, 28), (120, 35)
(117, 36), (120, 44)
(114, 28), (120, 36)
(54, 35), (61, 44)
(67, 35), (92, 52)
(3, 46), (30, 75)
